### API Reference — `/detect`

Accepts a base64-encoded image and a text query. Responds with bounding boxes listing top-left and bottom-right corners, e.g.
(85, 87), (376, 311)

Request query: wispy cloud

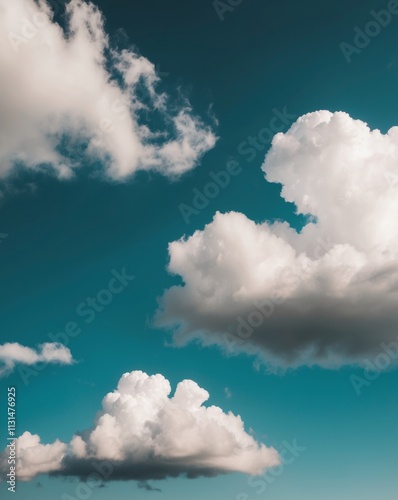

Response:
(0, 0), (216, 183)
(0, 342), (73, 377)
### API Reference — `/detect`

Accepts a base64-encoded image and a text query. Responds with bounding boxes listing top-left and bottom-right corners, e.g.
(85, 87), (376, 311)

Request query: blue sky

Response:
(1, 0), (398, 498)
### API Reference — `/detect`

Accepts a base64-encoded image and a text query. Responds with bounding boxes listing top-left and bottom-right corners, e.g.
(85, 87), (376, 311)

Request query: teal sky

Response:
(1, 0), (398, 498)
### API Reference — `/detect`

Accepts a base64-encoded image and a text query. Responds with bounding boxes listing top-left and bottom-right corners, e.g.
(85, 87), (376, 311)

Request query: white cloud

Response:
(12, 432), (67, 481)
(156, 111), (398, 369)
(0, 0), (216, 182)
(0, 370), (279, 481)
(0, 342), (73, 376)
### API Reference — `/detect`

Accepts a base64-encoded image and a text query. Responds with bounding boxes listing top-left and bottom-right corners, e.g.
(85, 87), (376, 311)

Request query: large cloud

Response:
(0, 0), (215, 182)
(0, 371), (279, 481)
(156, 111), (398, 369)
(0, 342), (73, 376)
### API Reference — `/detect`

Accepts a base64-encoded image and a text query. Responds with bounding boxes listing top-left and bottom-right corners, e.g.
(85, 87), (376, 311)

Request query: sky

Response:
(1, 0), (398, 498)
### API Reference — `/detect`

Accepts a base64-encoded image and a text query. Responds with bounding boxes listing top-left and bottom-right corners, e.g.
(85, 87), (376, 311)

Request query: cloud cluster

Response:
(157, 111), (398, 369)
(0, 0), (215, 181)
(10, 432), (67, 481)
(0, 371), (279, 482)
(0, 342), (73, 376)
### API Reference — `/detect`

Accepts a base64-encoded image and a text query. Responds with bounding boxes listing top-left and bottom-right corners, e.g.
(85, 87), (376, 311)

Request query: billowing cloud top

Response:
(0, 342), (73, 376)
(157, 111), (398, 369)
(0, 370), (279, 481)
(0, 0), (216, 181)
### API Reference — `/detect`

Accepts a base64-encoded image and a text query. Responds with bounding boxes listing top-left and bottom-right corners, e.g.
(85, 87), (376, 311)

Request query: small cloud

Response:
(0, 342), (74, 377)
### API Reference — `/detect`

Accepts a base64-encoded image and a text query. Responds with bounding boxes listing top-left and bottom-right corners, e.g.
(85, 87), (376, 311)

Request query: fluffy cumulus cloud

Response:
(156, 111), (398, 369)
(8, 432), (67, 481)
(0, 0), (215, 182)
(0, 371), (279, 482)
(0, 342), (73, 376)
